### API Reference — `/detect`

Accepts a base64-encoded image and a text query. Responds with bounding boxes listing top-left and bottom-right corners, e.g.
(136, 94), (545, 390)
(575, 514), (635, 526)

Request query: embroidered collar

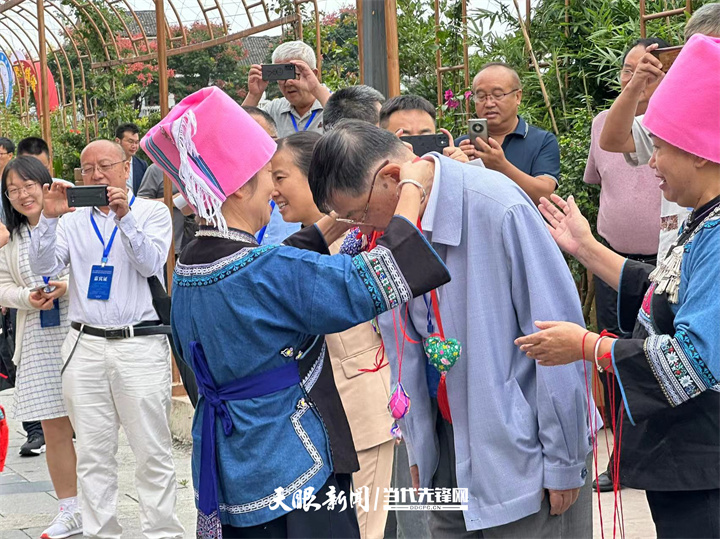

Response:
(649, 205), (720, 303)
(195, 226), (258, 245)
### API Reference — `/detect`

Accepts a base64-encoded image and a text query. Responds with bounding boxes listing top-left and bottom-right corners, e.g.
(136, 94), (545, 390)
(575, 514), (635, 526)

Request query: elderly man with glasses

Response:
(311, 121), (596, 539)
(28, 139), (184, 539)
(458, 62), (560, 205)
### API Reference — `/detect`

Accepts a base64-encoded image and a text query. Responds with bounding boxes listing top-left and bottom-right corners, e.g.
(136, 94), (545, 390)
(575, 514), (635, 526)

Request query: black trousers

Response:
(646, 489), (720, 538)
(22, 420), (43, 437)
(221, 474), (360, 539)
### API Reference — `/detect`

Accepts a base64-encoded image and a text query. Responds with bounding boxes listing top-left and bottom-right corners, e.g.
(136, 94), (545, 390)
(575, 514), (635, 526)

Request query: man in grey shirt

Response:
(242, 41), (329, 137)
(137, 164), (191, 254)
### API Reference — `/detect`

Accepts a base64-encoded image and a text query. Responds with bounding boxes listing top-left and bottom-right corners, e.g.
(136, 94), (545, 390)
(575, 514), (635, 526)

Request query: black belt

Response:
(70, 321), (172, 339)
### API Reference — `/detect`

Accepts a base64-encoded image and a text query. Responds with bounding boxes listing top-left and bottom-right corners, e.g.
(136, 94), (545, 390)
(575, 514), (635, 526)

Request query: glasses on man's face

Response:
(334, 159), (390, 225)
(6, 182), (39, 200)
(619, 68), (634, 81)
(123, 138), (140, 147)
(80, 160), (125, 177)
(473, 88), (520, 103)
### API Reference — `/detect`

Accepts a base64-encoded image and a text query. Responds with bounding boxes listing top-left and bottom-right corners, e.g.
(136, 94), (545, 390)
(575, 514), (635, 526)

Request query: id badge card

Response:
(40, 299), (61, 328)
(88, 265), (114, 300)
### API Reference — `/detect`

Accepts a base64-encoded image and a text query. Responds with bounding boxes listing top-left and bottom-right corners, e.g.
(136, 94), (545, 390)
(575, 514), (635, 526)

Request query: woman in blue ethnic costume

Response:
(515, 35), (720, 538)
(140, 86), (450, 539)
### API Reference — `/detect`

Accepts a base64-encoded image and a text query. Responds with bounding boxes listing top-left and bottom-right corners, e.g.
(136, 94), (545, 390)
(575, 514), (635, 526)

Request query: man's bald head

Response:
(472, 62), (522, 91)
(81, 139), (126, 162)
(80, 139), (130, 190)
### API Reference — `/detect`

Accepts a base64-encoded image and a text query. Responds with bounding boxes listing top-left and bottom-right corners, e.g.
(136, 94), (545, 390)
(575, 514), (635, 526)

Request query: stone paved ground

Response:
(0, 390), (197, 538)
(1, 388), (655, 538)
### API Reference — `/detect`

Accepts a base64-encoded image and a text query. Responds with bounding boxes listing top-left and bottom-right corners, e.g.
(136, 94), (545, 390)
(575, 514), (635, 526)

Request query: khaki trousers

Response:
(353, 438), (395, 539)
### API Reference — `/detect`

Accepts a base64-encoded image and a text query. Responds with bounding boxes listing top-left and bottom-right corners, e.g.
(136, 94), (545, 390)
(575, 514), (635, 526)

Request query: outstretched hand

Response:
(538, 194), (593, 258)
(514, 320), (587, 366)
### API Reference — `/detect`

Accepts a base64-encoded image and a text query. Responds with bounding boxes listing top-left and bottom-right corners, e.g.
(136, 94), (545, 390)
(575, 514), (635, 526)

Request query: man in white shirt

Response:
(29, 140), (184, 539)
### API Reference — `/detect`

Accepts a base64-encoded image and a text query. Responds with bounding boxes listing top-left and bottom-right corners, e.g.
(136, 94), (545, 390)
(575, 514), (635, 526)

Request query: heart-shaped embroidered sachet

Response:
(424, 336), (461, 373)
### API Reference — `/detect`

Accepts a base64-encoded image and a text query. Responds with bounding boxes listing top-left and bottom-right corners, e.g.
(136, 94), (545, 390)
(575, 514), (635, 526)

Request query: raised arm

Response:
(599, 46), (665, 153)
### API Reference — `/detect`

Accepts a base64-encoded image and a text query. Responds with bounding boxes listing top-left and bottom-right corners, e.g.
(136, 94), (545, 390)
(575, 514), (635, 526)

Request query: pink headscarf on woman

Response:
(643, 34), (720, 163)
(141, 86), (277, 233)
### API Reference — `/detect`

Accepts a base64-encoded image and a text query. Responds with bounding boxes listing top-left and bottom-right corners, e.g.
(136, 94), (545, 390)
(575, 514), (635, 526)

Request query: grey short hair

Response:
(685, 3), (720, 40)
(309, 120), (407, 213)
(272, 41), (317, 69)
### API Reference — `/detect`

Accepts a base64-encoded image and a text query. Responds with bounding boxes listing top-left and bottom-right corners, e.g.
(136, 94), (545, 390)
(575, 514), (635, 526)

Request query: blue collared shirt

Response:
(457, 116), (560, 183)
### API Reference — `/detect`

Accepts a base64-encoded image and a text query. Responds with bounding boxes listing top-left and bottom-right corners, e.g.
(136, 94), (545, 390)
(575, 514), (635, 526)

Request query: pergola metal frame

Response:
(0, 0), (321, 146)
(0, 0), (321, 396)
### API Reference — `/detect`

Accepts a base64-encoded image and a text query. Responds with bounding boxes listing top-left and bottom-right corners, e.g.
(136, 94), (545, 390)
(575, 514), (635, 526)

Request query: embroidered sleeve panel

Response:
(352, 246), (411, 316)
(374, 216), (451, 298)
(174, 245), (278, 287)
(644, 331), (720, 408)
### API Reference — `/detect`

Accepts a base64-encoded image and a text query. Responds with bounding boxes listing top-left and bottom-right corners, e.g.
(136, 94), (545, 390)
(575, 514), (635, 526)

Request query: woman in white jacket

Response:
(0, 156), (80, 539)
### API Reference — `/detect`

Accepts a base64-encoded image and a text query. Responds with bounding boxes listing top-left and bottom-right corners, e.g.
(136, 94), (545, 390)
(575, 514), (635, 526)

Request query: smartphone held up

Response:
(468, 118), (489, 149)
(66, 185), (109, 208)
(650, 46), (683, 73)
(400, 133), (450, 156)
(261, 64), (298, 81)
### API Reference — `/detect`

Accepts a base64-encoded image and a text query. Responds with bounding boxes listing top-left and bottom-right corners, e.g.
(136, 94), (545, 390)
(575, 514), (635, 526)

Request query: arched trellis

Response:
(0, 0), (322, 147)
(0, 0), (323, 397)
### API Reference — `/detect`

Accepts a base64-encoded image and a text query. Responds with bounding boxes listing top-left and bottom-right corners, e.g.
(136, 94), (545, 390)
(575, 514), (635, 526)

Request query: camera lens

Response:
(472, 123), (484, 133)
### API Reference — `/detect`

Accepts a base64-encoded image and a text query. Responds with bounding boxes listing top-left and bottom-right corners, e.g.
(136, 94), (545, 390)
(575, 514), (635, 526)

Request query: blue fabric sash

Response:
(190, 341), (301, 538)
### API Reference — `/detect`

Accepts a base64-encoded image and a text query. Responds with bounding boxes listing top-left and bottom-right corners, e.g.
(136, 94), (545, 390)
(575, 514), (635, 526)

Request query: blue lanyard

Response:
(290, 109), (318, 132)
(423, 294), (434, 334)
(256, 200), (276, 244)
(90, 195), (135, 265)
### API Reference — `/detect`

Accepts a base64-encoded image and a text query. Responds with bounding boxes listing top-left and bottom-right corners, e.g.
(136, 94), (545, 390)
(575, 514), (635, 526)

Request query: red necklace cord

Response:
(429, 289), (445, 339)
(415, 219), (446, 340)
(392, 303), (414, 381)
(582, 332), (605, 537)
(398, 308), (421, 345)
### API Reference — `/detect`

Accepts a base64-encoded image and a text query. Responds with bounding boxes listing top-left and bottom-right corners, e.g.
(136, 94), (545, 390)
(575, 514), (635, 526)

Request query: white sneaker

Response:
(40, 509), (83, 539)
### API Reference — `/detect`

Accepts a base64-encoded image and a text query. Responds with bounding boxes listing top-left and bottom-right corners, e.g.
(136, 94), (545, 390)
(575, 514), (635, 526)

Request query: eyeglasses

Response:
(473, 89), (520, 103)
(80, 160), (125, 177)
(0, 152), (11, 156)
(5, 182), (39, 200)
(334, 159), (389, 225)
(122, 139), (140, 147)
(619, 68), (634, 81)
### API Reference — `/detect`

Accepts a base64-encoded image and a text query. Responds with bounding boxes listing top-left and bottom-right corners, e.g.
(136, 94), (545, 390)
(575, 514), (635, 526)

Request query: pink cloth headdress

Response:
(140, 86), (277, 233)
(644, 34), (720, 163)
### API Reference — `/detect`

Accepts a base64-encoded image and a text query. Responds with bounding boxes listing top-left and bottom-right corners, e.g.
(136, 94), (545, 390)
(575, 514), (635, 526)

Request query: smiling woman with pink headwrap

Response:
(515, 34), (720, 537)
